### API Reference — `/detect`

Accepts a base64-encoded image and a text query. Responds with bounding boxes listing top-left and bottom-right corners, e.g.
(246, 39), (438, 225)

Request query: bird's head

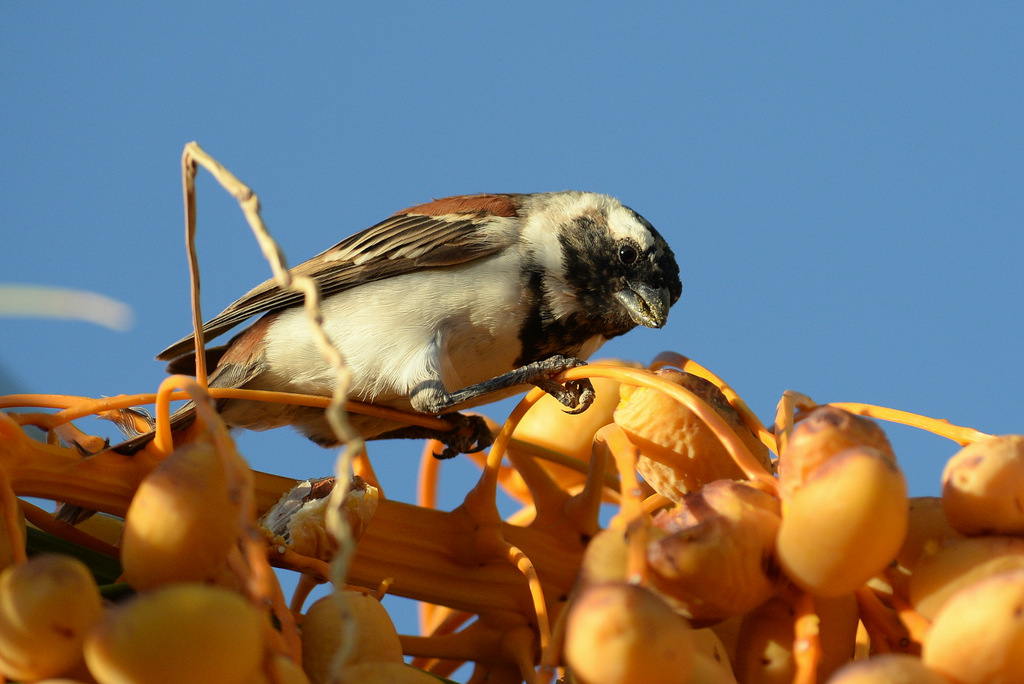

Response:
(521, 191), (682, 339)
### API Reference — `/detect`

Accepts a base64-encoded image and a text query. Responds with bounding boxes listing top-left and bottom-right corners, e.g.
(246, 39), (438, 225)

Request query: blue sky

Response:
(2, 0), (1022, 649)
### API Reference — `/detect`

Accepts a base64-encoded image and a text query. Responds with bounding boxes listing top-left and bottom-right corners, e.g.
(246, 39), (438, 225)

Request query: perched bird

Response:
(115, 191), (681, 457)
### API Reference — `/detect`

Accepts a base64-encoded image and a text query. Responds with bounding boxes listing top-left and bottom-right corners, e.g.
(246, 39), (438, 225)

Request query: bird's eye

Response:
(618, 243), (639, 265)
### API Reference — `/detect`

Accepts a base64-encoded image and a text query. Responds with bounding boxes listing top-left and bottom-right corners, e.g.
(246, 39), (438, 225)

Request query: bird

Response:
(114, 191), (682, 458)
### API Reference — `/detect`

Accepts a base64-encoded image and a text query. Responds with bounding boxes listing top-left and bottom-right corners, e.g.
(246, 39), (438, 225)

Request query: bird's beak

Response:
(614, 282), (672, 329)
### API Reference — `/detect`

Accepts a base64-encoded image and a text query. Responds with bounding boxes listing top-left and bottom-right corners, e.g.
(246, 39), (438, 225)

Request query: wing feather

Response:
(157, 194), (523, 361)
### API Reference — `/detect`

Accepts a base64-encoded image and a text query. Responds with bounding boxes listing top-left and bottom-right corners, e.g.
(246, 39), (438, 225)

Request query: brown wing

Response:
(156, 194), (523, 361)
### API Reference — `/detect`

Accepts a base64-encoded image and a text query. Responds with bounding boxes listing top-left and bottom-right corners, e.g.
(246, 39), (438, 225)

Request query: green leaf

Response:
(26, 526), (123, 585)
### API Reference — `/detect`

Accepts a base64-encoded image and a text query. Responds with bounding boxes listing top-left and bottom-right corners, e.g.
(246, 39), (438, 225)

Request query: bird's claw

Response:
(433, 413), (495, 459)
(562, 378), (596, 414)
(535, 377), (596, 415)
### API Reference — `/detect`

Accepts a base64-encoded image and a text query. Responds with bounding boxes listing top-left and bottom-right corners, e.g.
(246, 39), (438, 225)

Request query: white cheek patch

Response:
(520, 216), (565, 277)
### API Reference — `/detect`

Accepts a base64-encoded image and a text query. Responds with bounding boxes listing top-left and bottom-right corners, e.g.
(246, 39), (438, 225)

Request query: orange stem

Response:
(826, 402), (989, 446)
(0, 466), (26, 565)
(792, 592), (821, 684)
(508, 544), (551, 655)
(1, 389), (452, 432)
(19, 499), (119, 558)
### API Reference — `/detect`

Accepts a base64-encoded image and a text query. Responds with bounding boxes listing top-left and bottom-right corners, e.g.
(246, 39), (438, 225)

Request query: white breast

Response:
(258, 250), (528, 409)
